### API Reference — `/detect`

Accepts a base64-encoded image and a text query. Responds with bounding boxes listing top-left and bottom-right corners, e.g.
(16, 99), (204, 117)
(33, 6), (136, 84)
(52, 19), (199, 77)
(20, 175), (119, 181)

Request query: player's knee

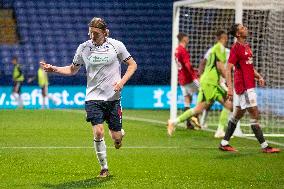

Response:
(248, 109), (260, 120)
(225, 101), (233, 112)
(110, 131), (122, 140)
(94, 126), (104, 138)
(193, 106), (203, 114)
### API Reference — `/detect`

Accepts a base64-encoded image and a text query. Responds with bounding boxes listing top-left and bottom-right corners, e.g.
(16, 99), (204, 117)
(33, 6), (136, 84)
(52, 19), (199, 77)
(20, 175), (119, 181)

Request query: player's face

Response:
(222, 34), (228, 44)
(88, 27), (105, 41)
(11, 58), (17, 65)
(183, 36), (189, 45)
(237, 24), (248, 37)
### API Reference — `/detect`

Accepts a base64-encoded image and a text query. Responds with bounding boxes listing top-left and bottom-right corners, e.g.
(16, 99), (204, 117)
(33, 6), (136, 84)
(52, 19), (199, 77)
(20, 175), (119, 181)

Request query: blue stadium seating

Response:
(0, 0), (172, 85)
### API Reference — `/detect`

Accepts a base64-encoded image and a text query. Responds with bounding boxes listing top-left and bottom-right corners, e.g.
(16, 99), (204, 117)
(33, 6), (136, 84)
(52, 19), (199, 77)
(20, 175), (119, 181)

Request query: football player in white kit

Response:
(41, 17), (137, 177)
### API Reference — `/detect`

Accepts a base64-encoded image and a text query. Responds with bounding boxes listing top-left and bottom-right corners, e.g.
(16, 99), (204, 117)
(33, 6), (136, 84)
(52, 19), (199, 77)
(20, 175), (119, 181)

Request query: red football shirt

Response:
(228, 42), (255, 94)
(175, 45), (197, 85)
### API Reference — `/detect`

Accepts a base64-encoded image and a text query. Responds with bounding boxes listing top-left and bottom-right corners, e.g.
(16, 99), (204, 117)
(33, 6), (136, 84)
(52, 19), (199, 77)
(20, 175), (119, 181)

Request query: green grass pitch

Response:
(0, 109), (284, 189)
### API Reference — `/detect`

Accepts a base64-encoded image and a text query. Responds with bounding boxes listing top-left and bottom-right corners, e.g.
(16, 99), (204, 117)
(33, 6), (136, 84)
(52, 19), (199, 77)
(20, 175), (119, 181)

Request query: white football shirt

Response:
(72, 38), (132, 101)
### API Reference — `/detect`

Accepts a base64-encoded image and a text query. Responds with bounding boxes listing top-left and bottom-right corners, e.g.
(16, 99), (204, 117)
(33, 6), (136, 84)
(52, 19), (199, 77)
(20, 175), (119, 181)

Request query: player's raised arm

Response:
(40, 60), (80, 76)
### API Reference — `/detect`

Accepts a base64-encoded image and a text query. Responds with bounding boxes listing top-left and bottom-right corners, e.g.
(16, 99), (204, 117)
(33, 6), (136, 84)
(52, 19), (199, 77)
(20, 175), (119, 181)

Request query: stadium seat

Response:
(0, 0), (172, 85)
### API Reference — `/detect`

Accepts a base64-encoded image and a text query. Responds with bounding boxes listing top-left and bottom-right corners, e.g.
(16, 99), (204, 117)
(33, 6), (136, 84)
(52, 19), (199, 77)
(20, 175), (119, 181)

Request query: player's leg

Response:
(184, 94), (194, 129)
(199, 109), (209, 128)
(245, 89), (280, 153)
(214, 87), (232, 138)
(181, 84), (195, 129)
(92, 124), (109, 177)
(12, 81), (19, 101)
(184, 94), (191, 109)
(176, 101), (209, 124)
(107, 100), (124, 149)
(218, 91), (244, 151)
(168, 85), (212, 135)
(188, 82), (201, 129)
(12, 81), (23, 108)
(219, 106), (245, 151)
(214, 108), (229, 138)
(85, 101), (109, 177)
(41, 85), (49, 109)
(47, 87), (59, 105)
(167, 98), (210, 136)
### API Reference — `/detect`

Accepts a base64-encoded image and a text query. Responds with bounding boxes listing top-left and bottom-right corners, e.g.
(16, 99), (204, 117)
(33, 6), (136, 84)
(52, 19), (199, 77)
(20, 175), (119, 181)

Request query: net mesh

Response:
(176, 0), (284, 135)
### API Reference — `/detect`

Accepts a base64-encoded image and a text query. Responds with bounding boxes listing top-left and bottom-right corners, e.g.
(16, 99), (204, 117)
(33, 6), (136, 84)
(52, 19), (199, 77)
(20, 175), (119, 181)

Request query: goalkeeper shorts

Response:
(197, 84), (226, 103)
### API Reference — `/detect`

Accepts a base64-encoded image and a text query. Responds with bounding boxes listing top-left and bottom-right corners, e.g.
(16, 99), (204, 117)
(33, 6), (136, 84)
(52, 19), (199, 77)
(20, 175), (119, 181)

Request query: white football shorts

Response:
(234, 88), (257, 110)
(180, 82), (198, 97)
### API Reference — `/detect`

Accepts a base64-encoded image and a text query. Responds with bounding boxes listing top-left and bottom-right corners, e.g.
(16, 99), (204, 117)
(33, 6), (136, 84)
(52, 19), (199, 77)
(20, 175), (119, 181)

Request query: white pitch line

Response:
(0, 146), (178, 149)
(59, 110), (284, 147)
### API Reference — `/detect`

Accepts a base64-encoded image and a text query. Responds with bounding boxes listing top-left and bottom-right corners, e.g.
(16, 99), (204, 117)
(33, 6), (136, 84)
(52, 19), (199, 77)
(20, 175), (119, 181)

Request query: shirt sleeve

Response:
(72, 44), (85, 67)
(228, 46), (238, 65)
(204, 48), (212, 59)
(214, 44), (226, 64)
(182, 49), (197, 79)
(117, 41), (132, 62)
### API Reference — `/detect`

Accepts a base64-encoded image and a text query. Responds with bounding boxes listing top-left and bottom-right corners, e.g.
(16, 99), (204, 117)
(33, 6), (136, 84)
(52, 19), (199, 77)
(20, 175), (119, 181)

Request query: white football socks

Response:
(221, 139), (229, 146)
(94, 138), (108, 170)
(261, 141), (268, 149)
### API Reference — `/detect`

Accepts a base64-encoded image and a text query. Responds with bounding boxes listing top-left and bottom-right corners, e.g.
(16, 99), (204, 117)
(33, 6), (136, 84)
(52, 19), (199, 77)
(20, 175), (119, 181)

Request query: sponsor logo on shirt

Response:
(246, 57), (253, 64)
(87, 54), (110, 64)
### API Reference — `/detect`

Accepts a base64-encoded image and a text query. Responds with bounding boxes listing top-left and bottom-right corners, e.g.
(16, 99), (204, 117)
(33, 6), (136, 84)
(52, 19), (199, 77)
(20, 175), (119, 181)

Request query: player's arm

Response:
(216, 61), (226, 78)
(254, 69), (265, 87)
(199, 48), (211, 75)
(183, 52), (199, 87)
(40, 44), (84, 76)
(185, 61), (199, 87)
(215, 45), (227, 78)
(114, 57), (137, 92)
(225, 63), (234, 101)
(40, 61), (80, 76)
(183, 55), (196, 78)
(27, 75), (37, 83)
(198, 58), (206, 76)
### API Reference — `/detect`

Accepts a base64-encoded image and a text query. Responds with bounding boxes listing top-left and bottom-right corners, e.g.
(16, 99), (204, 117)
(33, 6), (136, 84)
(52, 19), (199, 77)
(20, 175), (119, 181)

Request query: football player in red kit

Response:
(175, 33), (200, 129)
(219, 24), (280, 153)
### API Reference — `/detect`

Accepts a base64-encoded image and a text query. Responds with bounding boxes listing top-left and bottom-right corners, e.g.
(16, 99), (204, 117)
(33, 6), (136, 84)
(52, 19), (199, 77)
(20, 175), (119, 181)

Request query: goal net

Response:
(171, 0), (284, 136)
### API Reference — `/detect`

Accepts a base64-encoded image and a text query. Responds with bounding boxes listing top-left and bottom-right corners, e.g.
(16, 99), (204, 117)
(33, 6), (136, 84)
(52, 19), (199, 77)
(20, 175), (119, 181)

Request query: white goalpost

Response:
(171, 0), (284, 136)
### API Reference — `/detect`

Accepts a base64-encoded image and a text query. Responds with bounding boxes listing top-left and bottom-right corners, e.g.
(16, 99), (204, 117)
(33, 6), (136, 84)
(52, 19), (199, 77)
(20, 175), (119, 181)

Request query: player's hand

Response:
(40, 61), (56, 72)
(113, 81), (124, 92)
(193, 79), (200, 88)
(258, 77), (265, 87)
(27, 78), (33, 83)
(227, 88), (233, 101)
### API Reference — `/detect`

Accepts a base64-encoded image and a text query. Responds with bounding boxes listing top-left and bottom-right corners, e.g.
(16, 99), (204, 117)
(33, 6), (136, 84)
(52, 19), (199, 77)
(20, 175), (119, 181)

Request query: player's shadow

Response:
(42, 176), (113, 189)
(215, 151), (257, 159)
